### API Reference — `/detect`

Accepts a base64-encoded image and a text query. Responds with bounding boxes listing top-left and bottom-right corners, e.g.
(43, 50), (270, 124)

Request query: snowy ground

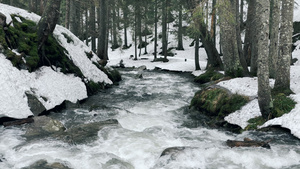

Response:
(0, 3), (111, 119)
(2, 2), (300, 139)
(104, 1), (300, 139)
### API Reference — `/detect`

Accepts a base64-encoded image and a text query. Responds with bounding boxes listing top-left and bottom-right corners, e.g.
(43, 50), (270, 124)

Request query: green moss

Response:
(0, 27), (8, 49)
(194, 70), (224, 84)
(86, 80), (104, 95)
(270, 93), (296, 118)
(4, 49), (23, 67)
(245, 117), (266, 130)
(190, 88), (249, 118)
(2, 14), (83, 77)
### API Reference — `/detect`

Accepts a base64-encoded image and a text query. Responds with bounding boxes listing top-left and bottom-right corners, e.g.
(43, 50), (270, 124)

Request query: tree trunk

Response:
(176, 2), (184, 50)
(250, 0), (258, 76)
(37, 0), (61, 66)
(154, 0), (158, 60)
(269, 0), (280, 78)
(243, 0), (256, 66)
(195, 36), (201, 70)
(219, 0), (243, 77)
(210, 0), (216, 46)
(30, 0), (37, 13)
(65, 0), (70, 29)
(236, 0), (249, 76)
(111, 0), (119, 50)
(257, 0), (272, 119)
(97, 0), (109, 62)
(274, 0), (294, 93)
(162, 0), (168, 60)
(122, 3), (129, 49)
(90, 3), (96, 52)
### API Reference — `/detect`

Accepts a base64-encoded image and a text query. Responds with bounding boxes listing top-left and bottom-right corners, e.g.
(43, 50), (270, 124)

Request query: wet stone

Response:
(21, 159), (71, 169)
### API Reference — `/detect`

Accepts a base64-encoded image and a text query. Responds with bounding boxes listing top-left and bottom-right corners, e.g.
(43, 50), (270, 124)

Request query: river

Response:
(1, 70), (300, 169)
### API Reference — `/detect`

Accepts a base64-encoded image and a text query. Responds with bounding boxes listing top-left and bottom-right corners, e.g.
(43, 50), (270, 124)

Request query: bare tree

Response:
(274, 0), (294, 94)
(256, 0), (272, 119)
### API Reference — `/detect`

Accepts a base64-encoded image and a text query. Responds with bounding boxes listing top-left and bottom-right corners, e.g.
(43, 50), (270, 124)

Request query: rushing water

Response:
(1, 70), (300, 169)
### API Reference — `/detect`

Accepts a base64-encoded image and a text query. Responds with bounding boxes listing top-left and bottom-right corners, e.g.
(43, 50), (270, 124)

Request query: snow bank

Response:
(54, 26), (112, 84)
(0, 3), (111, 118)
(0, 54), (87, 118)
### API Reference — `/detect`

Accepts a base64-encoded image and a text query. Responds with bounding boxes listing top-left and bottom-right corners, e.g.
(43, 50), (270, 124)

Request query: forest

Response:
(0, 0), (297, 121)
(1, 0), (300, 168)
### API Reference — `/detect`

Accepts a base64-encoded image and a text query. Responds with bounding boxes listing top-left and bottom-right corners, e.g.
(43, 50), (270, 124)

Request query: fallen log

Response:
(226, 137), (271, 149)
(3, 118), (34, 127)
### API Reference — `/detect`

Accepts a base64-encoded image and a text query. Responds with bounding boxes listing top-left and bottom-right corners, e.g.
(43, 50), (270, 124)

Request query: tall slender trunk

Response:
(162, 0), (168, 59)
(65, 0), (70, 29)
(97, 0), (109, 61)
(154, 0), (158, 60)
(269, 0), (280, 78)
(177, 2), (184, 50)
(219, 0), (243, 77)
(195, 36), (201, 70)
(257, 0), (272, 119)
(236, 0), (249, 76)
(274, 0), (294, 93)
(90, 4), (96, 52)
(123, 5), (129, 49)
(210, 0), (216, 46)
(243, 0), (256, 66)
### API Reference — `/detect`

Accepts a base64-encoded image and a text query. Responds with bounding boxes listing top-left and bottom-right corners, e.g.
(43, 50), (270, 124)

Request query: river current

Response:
(1, 70), (300, 169)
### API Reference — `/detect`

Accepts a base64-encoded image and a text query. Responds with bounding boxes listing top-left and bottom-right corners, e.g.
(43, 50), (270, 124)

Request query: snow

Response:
(0, 54), (87, 118)
(1, 2), (300, 139)
(0, 3), (111, 119)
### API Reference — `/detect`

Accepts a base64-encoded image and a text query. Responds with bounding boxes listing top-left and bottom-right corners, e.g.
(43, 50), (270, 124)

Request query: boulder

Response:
(26, 93), (46, 116)
(160, 147), (187, 157)
(21, 159), (71, 169)
(25, 116), (66, 138)
(60, 119), (120, 144)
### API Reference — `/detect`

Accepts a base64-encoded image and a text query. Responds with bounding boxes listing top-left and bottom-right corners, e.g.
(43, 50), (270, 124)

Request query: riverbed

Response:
(1, 70), (300, 169)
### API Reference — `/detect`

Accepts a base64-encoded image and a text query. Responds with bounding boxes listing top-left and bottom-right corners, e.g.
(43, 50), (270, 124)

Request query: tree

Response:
(153, 0), (158, 60)
(243, 0), (256, 66)
(69, 0), (80, 36)
(187, 0), (223, 70)
(89, 1), (96, 52)
(37, 0), (62, 66)
(162, 0), (169, 60)
(97, 0), (109, 63)
(274, 0), (294, 94)
(176, 0), (184, 50)
(256, 0), (272, 119)
(219, 0), (243, 77)
(269, 0), (280, 78)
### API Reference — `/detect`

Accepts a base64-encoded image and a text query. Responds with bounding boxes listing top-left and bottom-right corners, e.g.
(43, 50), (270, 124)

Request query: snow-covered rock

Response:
(0, 54), (87, 119)
(0, 3), (111, 119)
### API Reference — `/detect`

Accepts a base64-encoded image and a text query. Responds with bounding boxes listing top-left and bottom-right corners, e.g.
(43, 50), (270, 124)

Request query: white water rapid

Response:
(1, 70), (300, 169)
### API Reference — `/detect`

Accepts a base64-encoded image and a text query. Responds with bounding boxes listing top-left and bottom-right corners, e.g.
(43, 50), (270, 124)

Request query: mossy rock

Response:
(190, 87), (249, 118)
(86, 80), (104, 95)
(2, 14), (83, 76)
(194, 70), (224, 84)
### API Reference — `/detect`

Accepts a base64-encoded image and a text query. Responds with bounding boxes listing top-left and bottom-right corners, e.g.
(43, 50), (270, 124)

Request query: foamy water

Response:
(1, 70), (300, 169)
